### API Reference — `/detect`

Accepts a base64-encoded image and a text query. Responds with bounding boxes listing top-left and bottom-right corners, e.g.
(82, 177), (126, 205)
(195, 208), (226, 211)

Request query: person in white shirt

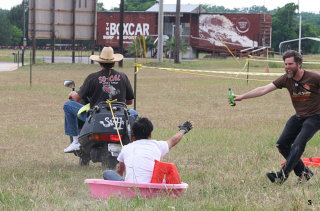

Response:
(103, 117), (193, 182)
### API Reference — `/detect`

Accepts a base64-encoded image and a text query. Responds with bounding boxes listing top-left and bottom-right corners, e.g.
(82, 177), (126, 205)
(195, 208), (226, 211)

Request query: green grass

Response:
(1, 55), (320, 210)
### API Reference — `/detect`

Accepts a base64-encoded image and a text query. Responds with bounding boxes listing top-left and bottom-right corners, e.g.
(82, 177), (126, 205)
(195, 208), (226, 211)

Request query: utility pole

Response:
(157, 0), (163, 62)
(51, 0), (55, 63)
(22, 0), (26, 66)
(32, 0), (36, 64)
(174, 0), (181, 63)
(298, 0), (302, 53)
(72, 0), (76, 63)
(119, 0), (124, 67)
(91, 0), (96, 64)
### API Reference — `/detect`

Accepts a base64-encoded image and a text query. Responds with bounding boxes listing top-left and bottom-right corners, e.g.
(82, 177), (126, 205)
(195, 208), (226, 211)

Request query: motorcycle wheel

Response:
(101, 154), (118, 169)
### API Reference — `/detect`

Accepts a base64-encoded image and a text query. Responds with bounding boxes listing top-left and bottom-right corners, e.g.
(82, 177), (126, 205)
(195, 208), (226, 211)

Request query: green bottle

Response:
(228, 88), (236, 106)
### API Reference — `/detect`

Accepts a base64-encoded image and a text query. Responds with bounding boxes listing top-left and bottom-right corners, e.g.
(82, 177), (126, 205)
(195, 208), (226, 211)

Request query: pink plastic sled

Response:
(84, 179), (188, 199)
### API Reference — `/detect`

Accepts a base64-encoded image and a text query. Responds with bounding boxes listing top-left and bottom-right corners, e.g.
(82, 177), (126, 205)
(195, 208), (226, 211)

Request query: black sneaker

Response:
(266, 170), (288, 184)
(298, 168), (314, 183)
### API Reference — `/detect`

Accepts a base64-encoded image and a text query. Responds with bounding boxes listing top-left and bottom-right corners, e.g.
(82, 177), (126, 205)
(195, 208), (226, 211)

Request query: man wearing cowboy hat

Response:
(63, 47), (135, 153)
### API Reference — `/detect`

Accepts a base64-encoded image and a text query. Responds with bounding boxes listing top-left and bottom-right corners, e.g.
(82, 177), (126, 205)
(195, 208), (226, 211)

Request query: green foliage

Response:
(203, 4), (267, 14)
(302, 12), (320, 25)
(125, 36), (156, 57)
(112, 0), (157, 11)
(164, 37), (188, 58)
(271, 3), (299, 51)
(97, 2), (106, 11)
(7, 3), (24, 30)
(11, 26), (23, 46)
(0, 12), (13, 46)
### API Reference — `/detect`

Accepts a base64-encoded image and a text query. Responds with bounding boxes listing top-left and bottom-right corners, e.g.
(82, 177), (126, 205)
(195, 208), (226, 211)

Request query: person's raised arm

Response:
(234, 83), (277, 101)
(166, 121), (193, 149)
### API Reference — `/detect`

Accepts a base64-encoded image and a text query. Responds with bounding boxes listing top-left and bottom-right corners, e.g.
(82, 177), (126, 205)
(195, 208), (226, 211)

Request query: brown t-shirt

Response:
(273, 70), (320, 118)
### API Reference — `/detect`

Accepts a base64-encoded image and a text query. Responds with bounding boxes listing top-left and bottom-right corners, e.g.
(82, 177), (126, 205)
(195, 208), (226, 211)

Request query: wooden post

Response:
(174, 0), (181, 64)
(246, 60), (249, 85)
(91, 0), (96, 64)
(118, 0), (124, 67)
(134, 63), (137, 110)
(51, 0), (55, 63)
(32, 0), (36, 64)
(72, 0), (76, 63)
(22, 0), (25, 66)
(30, 50), (32, 88)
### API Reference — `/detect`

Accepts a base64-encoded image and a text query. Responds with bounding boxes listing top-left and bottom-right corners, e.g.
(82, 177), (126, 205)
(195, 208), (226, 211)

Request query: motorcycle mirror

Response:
(64, 80), (75, 90)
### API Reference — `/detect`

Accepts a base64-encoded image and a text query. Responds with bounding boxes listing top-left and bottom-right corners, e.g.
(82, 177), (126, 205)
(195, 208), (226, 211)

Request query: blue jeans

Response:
(63, 101), (138, 136)
(103, 170), (124, 181)
(276, 114), (320, 176)
(63, 101), (87, 136)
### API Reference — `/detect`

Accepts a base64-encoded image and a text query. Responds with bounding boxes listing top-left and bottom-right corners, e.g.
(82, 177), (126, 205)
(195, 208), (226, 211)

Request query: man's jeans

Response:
(103, 170), (124, 181)
(63, 101), (138, 136)
(277, 114), (320, 176)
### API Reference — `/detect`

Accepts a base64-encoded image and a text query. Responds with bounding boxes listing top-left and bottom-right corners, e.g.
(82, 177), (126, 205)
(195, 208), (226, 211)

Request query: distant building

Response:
(97, 4), (272, 58)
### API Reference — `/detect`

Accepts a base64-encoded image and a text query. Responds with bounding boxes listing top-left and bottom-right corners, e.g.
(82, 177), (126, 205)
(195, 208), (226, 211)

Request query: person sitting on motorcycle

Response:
(63, 47), (136, 153)
(102, 117), (193, 182)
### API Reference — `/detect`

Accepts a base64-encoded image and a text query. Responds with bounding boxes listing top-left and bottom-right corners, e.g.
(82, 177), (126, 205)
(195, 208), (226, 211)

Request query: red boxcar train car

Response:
(97, 5), (271, 58)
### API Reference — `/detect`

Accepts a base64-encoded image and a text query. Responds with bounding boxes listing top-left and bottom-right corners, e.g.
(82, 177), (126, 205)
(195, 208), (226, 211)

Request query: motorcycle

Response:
(64, 80), (134, 168)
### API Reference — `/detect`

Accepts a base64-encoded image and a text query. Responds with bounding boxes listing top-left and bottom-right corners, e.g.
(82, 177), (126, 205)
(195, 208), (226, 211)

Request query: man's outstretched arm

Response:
(166, 121), (193, 149)
(234, 83), (277, 101)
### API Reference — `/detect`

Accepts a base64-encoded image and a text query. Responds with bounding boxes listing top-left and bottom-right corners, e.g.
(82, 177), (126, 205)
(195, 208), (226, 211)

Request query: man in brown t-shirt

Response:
(234, 50), (320, 184)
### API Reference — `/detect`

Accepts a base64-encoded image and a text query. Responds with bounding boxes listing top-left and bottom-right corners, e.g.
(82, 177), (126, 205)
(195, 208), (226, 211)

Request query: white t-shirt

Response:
(117, 139), (169, 183)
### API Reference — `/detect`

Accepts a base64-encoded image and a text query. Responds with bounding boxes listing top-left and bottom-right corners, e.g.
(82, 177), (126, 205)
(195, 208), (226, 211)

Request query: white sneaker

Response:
(64, 136), (80, 153)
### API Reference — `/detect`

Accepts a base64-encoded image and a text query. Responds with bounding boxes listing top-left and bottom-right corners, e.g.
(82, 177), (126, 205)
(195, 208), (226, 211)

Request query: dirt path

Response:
(0, 62), (19, 72)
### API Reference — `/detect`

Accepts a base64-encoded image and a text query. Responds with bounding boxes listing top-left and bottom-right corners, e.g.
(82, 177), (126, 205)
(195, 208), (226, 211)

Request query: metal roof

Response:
(146, 4), (206, 13)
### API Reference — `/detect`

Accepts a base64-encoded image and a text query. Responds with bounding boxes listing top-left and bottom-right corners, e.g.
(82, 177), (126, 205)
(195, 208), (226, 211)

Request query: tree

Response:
(112, 0), (157, 11)
(125, 36), (156, 57)
(0, 12), (13, 45)
(97, 2), (106, 11)
(11, 25), (23, 46)
(164, 37), (188, 59)
(7, 3), (24, 30)
(271, 3), (299, 51)
(300, 23), (320, 53)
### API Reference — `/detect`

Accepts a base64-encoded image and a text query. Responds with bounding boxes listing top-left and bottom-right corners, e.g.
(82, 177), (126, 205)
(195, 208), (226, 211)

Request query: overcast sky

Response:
(1, 0), (319, 13)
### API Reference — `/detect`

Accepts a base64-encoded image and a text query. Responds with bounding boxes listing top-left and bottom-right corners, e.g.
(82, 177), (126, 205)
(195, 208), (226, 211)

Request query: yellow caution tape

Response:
(134, 63), (142, 73)
(218, 36), (241, 65)
(105, 99), (123, 148)
(140, 65), (283, 76)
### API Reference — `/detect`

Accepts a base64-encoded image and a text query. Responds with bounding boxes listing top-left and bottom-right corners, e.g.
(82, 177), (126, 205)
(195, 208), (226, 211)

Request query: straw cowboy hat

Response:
(90, 47), (123, 63)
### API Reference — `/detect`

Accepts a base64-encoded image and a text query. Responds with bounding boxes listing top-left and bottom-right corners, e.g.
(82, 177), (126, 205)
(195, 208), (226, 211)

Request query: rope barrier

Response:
(218, 36), (241, 65)
(248, 58), (320, 65)
(140, 65), (283, 76)
(105, 99), (124, 148)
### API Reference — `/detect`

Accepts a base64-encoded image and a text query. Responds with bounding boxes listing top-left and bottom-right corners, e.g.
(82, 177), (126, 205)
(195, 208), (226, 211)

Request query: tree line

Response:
(1, 1), (320, 53)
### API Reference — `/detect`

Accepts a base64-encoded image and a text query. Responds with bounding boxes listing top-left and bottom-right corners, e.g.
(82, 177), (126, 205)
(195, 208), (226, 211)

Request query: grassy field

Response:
(1, 55), (320, 210)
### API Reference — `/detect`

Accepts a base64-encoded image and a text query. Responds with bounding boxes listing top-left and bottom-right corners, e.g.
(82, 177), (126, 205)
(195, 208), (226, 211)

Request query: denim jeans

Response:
(63, 101), (138, 136)
(103, 170), (124, 181)
(276, 114), (320, 176)
(63, 101), (87, 136)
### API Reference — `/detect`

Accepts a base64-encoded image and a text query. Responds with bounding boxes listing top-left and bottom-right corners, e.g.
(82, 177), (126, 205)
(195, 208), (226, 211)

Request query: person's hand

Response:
(178, 120), (193, 134)
(68, 91), (76, 100)
(234, 94), (242, 101)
